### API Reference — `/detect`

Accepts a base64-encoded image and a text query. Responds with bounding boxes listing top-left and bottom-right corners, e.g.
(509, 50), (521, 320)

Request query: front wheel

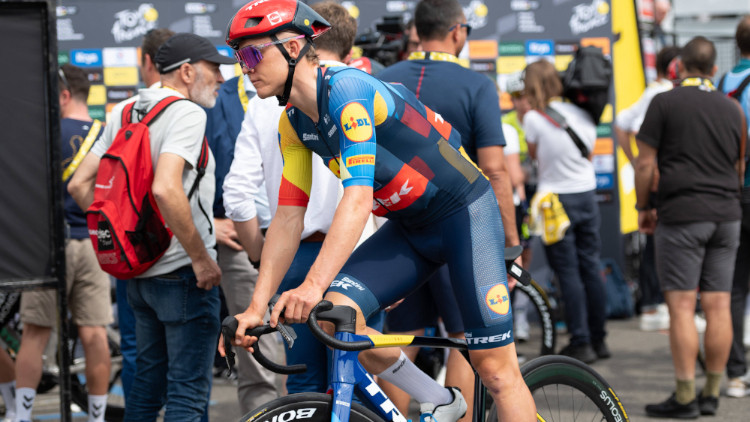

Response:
(239, 392), (384, 422)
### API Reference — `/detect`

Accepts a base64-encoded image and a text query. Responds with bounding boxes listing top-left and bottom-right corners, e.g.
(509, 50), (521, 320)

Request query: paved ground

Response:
(16, 317), (750, 421)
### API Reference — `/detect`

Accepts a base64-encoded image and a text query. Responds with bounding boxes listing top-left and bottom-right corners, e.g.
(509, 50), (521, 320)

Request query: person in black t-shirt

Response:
(636, 36), (746, 419)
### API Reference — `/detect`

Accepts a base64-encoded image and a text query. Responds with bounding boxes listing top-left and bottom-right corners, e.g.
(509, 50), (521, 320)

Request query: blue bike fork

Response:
(330, 332), (408, 422)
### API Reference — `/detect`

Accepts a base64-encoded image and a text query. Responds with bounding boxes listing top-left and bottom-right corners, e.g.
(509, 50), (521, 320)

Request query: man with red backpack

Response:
(69, 33), (234, 421)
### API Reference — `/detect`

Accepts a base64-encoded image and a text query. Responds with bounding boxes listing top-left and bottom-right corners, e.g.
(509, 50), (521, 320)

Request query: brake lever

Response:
(268, 294), (297, 349)
(221, 316), (239, 371)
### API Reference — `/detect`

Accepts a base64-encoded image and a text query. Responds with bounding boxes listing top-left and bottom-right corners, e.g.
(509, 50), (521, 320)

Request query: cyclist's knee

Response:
(469, 347), (523, 394)
(323, 291), (368, 331)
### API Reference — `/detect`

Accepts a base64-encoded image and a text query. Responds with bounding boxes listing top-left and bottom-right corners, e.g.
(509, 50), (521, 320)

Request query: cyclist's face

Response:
(237, 35), (296, 99)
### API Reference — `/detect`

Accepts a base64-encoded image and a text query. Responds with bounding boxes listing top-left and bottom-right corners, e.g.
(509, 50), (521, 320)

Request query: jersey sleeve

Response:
(277, 111), (313, 207)
(328, 76), (379, 188)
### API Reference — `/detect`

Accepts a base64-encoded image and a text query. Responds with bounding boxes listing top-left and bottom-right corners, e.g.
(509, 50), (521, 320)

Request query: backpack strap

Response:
(729, 73), (750, 100)
(138, 96), (186, 126)
(121, 101), (136, 126)
(717, 74), (727, 93)
(541, 106), (591, 158)
(187, 137), (210, 199)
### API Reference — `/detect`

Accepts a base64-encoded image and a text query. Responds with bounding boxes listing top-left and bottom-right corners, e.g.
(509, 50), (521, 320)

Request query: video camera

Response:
(354, 15), (407, 68)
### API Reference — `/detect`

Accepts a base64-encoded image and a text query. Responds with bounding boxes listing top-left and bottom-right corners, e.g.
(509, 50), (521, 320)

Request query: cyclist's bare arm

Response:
(271, 185), (373, 326)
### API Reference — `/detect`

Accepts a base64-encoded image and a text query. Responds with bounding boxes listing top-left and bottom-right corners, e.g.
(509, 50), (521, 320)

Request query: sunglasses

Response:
(58, 68), (70, 91)
(449, 23), (472, 37)
(234, 34), (306, 70)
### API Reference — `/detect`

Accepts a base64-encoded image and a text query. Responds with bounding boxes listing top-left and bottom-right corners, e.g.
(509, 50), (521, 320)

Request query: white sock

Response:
(376, 351), (452, 405)
(0, 381), (15, 420)
(87, 395), (107, 422)
(14, 387), (35, 422)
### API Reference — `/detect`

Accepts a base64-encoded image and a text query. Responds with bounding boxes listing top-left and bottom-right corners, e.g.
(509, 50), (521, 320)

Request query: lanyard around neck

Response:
(408, 51), (460, 64)
(680, 77), (715, 91)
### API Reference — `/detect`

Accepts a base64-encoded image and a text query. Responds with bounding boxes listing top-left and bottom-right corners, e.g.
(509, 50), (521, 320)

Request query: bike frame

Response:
(330, 331), (408, 422)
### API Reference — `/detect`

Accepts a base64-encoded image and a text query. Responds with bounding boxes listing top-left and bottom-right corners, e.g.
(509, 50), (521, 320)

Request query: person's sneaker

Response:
(694, 314), (706, 334)
(640, 310), (670, 331)
(420, 387), (467, 422)
(645, 393), (699, 419)
(592, 340), (611, 359)
(698, 394), (718, 416)
(559, 343), (597, 364)
(726, 373), (750, 398)
(514, 314), (530, 343)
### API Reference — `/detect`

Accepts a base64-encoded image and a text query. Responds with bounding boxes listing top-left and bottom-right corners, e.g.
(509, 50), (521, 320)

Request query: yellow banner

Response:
(104, 67), (139, 86)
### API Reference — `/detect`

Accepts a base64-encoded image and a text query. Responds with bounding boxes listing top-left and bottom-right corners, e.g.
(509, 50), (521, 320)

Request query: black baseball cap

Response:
(155, 32), (235, 74)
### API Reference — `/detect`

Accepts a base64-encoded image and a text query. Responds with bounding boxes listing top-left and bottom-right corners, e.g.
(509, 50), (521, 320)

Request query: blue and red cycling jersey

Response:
(277, 66), (490, 227)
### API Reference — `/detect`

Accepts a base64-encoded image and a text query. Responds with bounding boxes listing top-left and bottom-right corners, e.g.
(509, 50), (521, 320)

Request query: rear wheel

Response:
(239, 392), (384, 422)
(513, 279), (557, 364)
(522, 355), (629, 422)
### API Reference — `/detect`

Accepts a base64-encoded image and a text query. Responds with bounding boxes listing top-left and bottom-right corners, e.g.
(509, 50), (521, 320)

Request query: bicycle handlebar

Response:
(307, 300), (373, 351)
(220, 316), (307, 375)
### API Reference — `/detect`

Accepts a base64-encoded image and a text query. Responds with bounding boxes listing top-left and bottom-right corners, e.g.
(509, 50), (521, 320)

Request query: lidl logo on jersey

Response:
(341, 102), (372, 142)
(346, 154), (375, 167)
(71, 49), (103, 67)
(485, 283), (510, 316)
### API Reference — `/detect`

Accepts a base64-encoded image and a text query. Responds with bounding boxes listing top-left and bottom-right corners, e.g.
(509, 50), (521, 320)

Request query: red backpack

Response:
(86, 96), (209, 279)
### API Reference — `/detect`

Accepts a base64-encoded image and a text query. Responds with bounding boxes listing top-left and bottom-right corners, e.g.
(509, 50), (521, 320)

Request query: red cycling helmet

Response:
(226, 0), (331, 49)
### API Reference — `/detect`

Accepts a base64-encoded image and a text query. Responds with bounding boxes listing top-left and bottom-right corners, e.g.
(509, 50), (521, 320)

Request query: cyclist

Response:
(220, 1), (536, 420)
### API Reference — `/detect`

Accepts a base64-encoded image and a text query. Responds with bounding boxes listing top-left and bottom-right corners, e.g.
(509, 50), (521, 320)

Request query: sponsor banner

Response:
(83, 68), (104, 85)
(87, 85), (107, 106)
(498, 42), (526, 56)
(103, 47), (138, 67)
(496, 56), (527, 74)
(525, 39), (554, 56)
(88, 106), (106, 121)
(554, 55), (574, 71)
(58, 52), (70, 66)
(596, 173), (614, 190)
(581, 36), (611, 56)
(593, 138), (614, 155)
(107, 87), (138, 103)
(468, 40), (498, 60)
(593, 154), (615, 173)
(104, 67), (139, 86)
(70, 49), (102, 67)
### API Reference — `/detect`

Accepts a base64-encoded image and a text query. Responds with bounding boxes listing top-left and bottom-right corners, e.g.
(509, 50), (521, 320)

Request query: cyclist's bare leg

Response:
(376, 329), (421, 415)
(469, 344), (536, 421)
(77, 325), (111, 395)
(15, 323), (52, 389)
(324, 292), (402, 372)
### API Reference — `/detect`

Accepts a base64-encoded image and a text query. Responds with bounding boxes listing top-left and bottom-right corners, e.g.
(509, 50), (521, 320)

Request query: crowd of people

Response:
(1, 0), (749, 421)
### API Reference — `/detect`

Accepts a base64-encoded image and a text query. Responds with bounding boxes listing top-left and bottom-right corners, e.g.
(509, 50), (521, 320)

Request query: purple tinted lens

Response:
(235, 45), (263, 69)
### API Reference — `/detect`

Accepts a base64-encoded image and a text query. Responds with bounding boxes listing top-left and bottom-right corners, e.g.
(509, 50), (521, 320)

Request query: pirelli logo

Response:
(346, 154), (375, 167)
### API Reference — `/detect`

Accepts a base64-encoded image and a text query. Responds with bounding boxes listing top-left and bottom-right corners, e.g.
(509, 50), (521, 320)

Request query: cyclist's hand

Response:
(271, 282), (324, 326)
(193, 255), (221, 290)
(231, 311), (264, 352)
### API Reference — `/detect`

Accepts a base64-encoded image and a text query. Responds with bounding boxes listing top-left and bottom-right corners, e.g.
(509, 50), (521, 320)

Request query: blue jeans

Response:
(544, 190), (607, 346)
(116, 279), (136, 402)
(125, 266), (220, 422)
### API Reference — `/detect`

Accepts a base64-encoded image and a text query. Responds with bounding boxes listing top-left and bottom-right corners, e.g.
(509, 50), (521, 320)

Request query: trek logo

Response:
(345, 154), (375, 167)
(465, 330), (512, 345)
(372, 165), (428, 216)
(340, 102), (373, 142)
(362, 373), (407, 422)
(485, 283), (511, 316)
(330, 276), (365, 291)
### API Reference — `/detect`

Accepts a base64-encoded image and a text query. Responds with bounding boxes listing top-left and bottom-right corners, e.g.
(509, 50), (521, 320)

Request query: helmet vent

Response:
(244, 17), (262, 28)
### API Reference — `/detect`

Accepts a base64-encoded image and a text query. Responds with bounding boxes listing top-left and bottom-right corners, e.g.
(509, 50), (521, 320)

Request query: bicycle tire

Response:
(513, 279), (556, 362)
(239, 392), (385, 422)
(522, 355), (628, 422)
